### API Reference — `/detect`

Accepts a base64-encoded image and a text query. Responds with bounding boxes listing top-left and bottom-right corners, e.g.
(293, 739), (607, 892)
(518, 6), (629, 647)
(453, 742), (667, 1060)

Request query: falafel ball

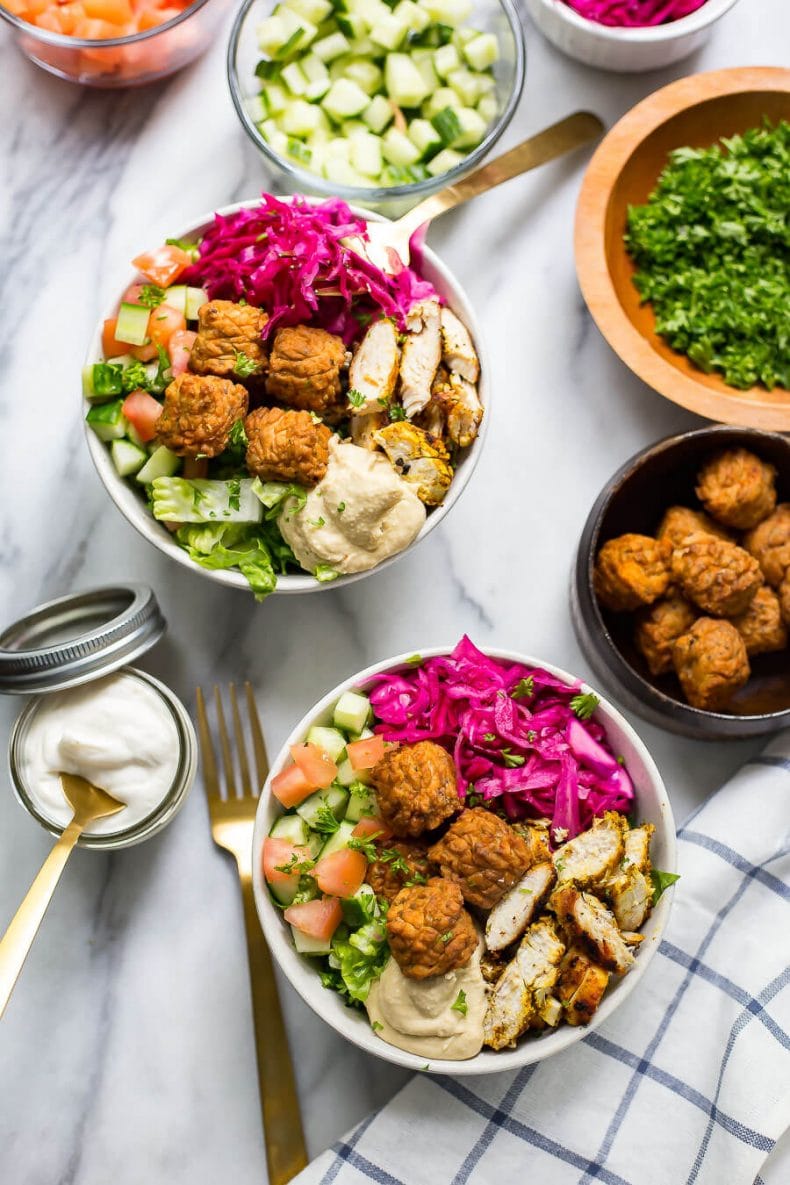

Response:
(428, 807), (533, 910)
(671, 533), (762, 618)
(695, 448), (777, 530)
(635, 593), (698, 677)
(266, 325), (346, 416)
(742, 504), (790, 588)
(386, 878), (478, 979)
(156, 372), (248, 457)
(189, 300), (268, 381)
(779, 572), (790, 629)
(594, 534), (671, 612)
(366, 839), (434, 903)
(672, 618), (750, 711)
(371, 741), (459, 838)
(245, 407), (331, 487)
(731, 586), (788, 656)
(656, 505), (732, 550)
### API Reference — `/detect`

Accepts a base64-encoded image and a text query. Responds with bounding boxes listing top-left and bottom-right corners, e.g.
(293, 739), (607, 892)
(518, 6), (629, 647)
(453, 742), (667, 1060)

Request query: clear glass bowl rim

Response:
(0, 0), (213, 50)
(226, 0), (527, 203)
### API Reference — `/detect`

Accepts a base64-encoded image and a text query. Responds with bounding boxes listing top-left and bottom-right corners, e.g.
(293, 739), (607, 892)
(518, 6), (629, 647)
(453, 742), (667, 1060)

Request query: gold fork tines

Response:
(196, 683), (307, 1185)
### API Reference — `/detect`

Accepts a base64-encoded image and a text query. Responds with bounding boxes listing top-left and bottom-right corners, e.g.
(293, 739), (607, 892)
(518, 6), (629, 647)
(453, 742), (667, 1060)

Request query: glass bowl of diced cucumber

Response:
(227, 0), (525, 207)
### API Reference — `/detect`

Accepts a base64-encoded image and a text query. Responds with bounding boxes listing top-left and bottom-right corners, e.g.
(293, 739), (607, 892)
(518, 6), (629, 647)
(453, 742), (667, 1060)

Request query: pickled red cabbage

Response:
(563, 0), (708, 25)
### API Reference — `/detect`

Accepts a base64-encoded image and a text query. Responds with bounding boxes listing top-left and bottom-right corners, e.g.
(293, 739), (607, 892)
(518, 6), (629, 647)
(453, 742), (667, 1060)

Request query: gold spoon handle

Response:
(395, 110), (605, 241)
(0, 818), (83, 1019)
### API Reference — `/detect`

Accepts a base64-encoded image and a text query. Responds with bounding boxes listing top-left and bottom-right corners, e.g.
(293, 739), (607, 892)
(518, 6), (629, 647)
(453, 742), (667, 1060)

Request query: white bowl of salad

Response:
(83, 193), (488, 598)
(252, 637), (677, 1074)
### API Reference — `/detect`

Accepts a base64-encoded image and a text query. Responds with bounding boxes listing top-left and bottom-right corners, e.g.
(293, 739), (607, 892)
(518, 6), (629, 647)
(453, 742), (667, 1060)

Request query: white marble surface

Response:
(0, 2), (788, 1181)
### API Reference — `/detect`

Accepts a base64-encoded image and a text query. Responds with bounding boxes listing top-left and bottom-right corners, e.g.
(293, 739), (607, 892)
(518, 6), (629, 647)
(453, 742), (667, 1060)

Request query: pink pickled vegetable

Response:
(367, 637), (635, 839)
(562, 0), (708, 26)
(183, 193), (436, 345)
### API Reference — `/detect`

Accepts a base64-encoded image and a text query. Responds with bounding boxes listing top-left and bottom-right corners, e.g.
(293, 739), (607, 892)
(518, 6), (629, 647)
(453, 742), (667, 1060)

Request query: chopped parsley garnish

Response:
(347, 387), (366, 408)
(388, 404), (407, 422)
(372, 1020), (384, 1032)
(451, 990), (467, 1016)
(138, 284), (166, 309)
(165, 236), (199, 261)
(233, 350), (261, 377)
(439, 930), (454, 945)
(571, 692), (600, 720)
(512, 677), (534, 700)
(405, 654), (422, 666)
(502, 749), (526, 768)
(483, 733), (496, 743)
(527, 730), (537, 743)
(651, 869), (680, 905)
(227, 479), (241, 512)
(309, 517), (326, 528)
(337, 502), (346, 514)
(275, 853), (316, 875)
(312, 801), (340, 834)
(314, 565), (339, 582)
(348, 837), (410, 875)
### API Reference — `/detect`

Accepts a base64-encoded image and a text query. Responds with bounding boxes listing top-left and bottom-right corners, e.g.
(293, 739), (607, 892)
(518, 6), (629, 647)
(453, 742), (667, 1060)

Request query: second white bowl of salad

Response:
(252, 638), (677, 1074)
(83, 193), (488, 598)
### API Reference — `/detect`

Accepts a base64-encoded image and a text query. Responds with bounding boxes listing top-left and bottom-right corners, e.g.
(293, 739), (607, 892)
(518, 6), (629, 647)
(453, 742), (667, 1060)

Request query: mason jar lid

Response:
(0, 584), (166, 695)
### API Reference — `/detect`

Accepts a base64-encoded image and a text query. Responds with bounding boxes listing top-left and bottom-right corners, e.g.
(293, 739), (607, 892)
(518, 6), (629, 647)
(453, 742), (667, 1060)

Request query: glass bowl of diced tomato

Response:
(0, 0), (230, 86)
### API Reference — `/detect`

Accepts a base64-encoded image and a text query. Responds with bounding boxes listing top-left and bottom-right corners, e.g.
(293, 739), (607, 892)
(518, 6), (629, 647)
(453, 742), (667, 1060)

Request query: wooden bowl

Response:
(575, 67), (790, 432)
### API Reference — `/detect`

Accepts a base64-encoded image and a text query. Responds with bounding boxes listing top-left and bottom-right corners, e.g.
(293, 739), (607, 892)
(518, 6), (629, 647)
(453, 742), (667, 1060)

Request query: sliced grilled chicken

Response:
(553, 811), (626, 886)
(415, 396), (446, 439)
(400, 299), (441, 418)
(623, 824), (655, 873)
(485, 861), (556, 953)
(536, 995), (563, 1028)
(512, 820), (553, 866)
(483, 920), (565, 1050)
(549, 884), (634, 976)
(440, 306), (480, 383)
(374, 422), (453, 506)
(556, 946), (610, 1027)
(350, 410), (387, 451)
(622, 931), (646, 947)
(442, 374), (483, 449)
(348, 319), (400, 413)
(607, 867), (652, 932)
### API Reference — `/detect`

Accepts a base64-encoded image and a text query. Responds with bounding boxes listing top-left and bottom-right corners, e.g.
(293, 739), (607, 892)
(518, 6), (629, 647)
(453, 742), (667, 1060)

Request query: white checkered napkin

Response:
(295, 735), (790, 1185)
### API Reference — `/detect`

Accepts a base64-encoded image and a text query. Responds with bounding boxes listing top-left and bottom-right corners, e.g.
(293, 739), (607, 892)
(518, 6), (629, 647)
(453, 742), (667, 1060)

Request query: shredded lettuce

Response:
(151, 477), (263, 524)
(182, 193), (436, 346)
(322, 923), (389, 1006)
(175, 521), (297, 600)
(562, 0), (708, 25)
(251, 478), (308, 520)
(368, 636), (634, 838)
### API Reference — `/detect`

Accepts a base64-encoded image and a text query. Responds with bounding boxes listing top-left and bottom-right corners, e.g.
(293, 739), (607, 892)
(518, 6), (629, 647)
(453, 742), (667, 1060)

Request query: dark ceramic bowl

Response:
(572, 425), (790, 740)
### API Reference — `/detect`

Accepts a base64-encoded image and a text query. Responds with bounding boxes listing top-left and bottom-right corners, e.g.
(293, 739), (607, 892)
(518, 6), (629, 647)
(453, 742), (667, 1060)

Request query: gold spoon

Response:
(357, 110), (605, 269)
(0, 774), (124, 1019)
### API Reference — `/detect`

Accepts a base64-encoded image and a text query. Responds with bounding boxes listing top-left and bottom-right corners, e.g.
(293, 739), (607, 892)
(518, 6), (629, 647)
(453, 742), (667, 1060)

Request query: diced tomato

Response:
(83, 0), (132, 21)
(351, 817), (391, 841)
(290, 742), (337, 790)
(313, 849), (368, 897)
(169, 329), (196, 377)
(130, 341), (159, 362)
(102, 317), (131, 359)
(271, 763), (314, 808)
(262, 837), (309, 896)
(147, 304), (186, 350)
(132, 244), (191, 288)
(121, 282), (146, 306)
(346, 735), (385, 771)
(121, 390), (162, 443)
(284, 896), (342, 941)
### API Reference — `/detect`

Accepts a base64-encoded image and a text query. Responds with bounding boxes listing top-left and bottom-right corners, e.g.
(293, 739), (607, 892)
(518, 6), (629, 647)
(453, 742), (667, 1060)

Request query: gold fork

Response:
(196, 683), (307, 1185)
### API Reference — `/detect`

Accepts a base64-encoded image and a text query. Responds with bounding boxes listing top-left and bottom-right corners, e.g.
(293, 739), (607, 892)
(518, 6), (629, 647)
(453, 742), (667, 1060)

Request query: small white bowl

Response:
(84, 200), (489, 596)
(525, 0), (740, 72)
(252, 646), (677, 1075)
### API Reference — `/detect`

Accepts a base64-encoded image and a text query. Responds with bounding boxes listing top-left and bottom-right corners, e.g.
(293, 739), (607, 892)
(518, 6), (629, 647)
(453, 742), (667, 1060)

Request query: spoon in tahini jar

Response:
(0, 773), (124, 1018)
(355, 110), (605, 269)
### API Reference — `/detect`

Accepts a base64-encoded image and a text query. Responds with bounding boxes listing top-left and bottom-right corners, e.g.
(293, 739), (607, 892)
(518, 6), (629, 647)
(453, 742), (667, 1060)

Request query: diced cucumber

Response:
(111, 439), (148, 478)
(296, 785), (350, 827)
(347, 34), (378, 56)
(431, 104), (462, 145)
(312, 29), (351, 59)
(281, 60), (309, 94)
(341, 884), (379, 927)
(151, 477), (264, 524)
(257, 11), (318, 56)
(421, 0), (471, 26)
(333, 691), (372, 735)
(384, 52), (429, 107)
(283, 0), (333, 23)
(344, 782), (377, 821)
(382, 125), (421, 165)
(463, 30), (498, 69)
(85, 399), (127, 442)
(408, 117), (442, 158)
(433, 41), (459, 77)
(335, 10), (365, 36)
(321, 78), (371, 118)
(423, 85), (461, 117)
(135, 445), (180, 485)
(451, 22), (476, 45)
(306, 77), (331, 99)
(306, 726), (348, 762)
(450, 104), (486, 148)
(270, 813), (312, 844)
(413, 53), (438, 92)
(426, 145), (464, 175)
(370, 12), (408, 49)
(318, 819), (356, 858)
(345, 57), (382, 93)
(301, 51), (330, 81)
(447, 66), (480, 105)
(325, 136), (352, 159)
(282, 99), (324, 135)
(292, 926), (332, 955)
(83, 361), (120, 402)
(477, 93), (497, 123)
(323, 157), (371, 186)
(115, 302), (150, 347)
(163, 284), (187, 315)
(125, 422), (148, 450)
(392, 0), (430, 31)
(246, 94), (268, 123)
(260, 124), (289, 156)
(336, 756), (371, 788)
(350, 131), (383, 176)
(362, 93), (394, 132)
(341, 118), (368, 138)
(184, 287), (207, 323)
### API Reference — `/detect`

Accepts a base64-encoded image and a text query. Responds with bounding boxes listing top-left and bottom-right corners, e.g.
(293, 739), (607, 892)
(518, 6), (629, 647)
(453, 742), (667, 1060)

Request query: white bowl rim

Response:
(528, 0), (740, 42)
(252, 643), (678, 1076)
(84, 198), (490, 596)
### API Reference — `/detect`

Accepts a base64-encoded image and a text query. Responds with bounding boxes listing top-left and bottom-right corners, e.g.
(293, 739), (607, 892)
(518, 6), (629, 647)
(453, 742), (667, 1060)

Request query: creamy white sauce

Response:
(20, 672), (180, 836)
(278, 438), (426, 575)
(366, 943), (487, 1061)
